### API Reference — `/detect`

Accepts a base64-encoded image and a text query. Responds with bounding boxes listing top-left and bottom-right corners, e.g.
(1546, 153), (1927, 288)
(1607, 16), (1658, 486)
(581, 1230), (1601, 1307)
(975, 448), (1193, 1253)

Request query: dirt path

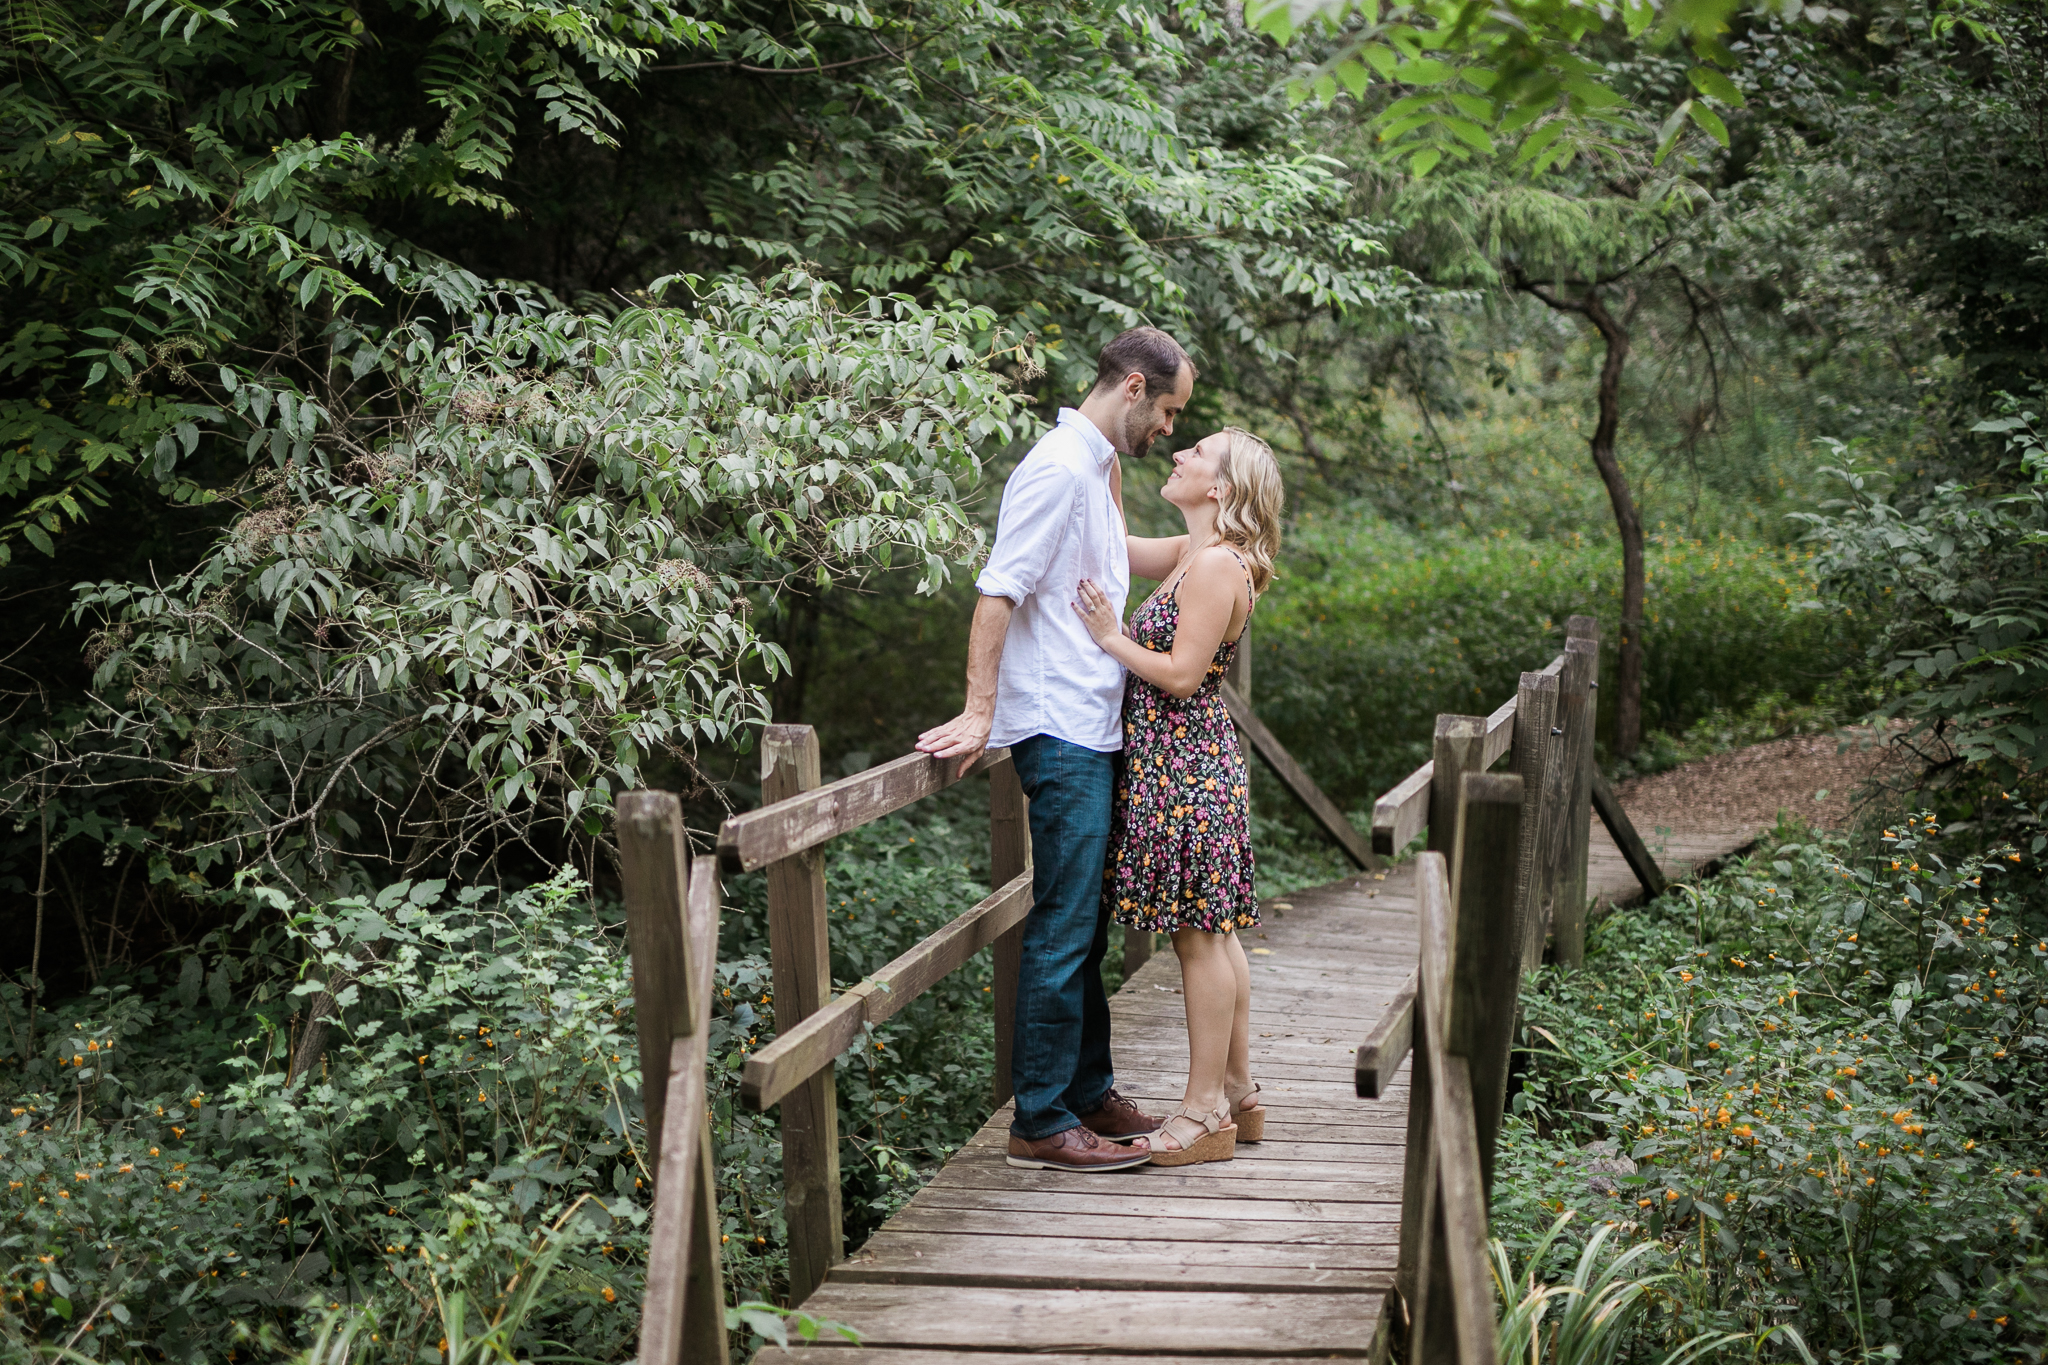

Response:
(1588, 727), (1909, 906)
(1617, 728), (1907, 840)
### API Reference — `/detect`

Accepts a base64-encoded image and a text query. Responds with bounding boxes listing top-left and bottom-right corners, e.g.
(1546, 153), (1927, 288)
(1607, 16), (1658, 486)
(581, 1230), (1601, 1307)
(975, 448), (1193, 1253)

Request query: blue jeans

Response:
(1008, 734), (1118, 1140)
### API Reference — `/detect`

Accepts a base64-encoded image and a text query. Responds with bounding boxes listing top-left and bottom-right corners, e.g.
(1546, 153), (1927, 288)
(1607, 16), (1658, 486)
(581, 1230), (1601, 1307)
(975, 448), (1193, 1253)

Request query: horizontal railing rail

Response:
(716, 747), (1008, 874)
(742, 867), (1033, 1110)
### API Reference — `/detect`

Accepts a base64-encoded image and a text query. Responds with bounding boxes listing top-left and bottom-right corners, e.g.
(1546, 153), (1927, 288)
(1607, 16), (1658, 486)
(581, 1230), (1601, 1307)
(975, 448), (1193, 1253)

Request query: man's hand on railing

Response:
(915, 709), (992, 780)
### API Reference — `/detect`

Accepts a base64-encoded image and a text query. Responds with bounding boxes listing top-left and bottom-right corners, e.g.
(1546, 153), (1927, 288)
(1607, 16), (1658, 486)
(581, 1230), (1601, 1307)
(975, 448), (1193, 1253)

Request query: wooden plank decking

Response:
(765, 802), (1758, 1361)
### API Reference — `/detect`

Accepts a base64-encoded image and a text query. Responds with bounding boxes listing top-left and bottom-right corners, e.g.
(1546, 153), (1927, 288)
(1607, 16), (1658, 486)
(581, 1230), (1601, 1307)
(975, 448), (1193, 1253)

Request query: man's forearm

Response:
(961, 593), (1015, 718)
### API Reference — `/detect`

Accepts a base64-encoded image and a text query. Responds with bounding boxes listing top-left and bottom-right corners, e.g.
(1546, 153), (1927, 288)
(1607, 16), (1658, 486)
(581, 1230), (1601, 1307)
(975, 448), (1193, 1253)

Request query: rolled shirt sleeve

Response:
(975, 457), (1076, 604)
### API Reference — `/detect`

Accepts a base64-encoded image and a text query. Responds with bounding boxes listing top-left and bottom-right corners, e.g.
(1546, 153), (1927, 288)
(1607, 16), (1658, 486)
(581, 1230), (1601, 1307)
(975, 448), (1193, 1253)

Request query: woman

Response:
(1073, 426), (1284, 1166)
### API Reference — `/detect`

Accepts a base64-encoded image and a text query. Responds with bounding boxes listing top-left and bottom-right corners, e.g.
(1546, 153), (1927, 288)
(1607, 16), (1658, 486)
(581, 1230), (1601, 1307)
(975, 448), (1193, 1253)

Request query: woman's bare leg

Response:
(1221, 929), (1253, 1097)
(1160, 927), (1235, 1149)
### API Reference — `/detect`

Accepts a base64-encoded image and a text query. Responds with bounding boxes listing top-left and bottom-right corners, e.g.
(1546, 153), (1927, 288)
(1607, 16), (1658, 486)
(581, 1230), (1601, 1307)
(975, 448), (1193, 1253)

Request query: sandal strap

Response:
(1157, 1105), (1228, 1151)
(1226, 1080), (1262, 1110)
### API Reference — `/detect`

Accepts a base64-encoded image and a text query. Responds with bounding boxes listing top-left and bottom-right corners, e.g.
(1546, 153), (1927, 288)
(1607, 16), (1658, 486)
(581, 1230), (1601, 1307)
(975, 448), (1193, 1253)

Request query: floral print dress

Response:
(1104, 551), (1259, 936)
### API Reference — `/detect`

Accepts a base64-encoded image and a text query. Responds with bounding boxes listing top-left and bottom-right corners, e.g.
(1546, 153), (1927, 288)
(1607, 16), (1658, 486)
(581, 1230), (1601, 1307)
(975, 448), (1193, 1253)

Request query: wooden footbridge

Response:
(616, 617), (1733, 1364)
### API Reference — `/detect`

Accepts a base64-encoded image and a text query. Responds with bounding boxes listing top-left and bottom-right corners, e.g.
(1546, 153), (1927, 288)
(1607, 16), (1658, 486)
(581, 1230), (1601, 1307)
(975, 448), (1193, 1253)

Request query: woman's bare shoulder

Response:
(1181, 544), (1250, 596)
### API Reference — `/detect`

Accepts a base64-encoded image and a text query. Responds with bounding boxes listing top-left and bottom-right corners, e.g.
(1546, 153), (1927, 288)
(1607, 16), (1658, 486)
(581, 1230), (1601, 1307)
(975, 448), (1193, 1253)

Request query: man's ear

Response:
(1123, 371), (1147, 404)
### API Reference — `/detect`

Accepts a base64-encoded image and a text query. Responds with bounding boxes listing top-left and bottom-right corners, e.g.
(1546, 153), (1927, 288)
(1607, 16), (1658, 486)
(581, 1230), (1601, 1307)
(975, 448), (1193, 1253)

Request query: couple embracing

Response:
(917, 327), (1284, 1171)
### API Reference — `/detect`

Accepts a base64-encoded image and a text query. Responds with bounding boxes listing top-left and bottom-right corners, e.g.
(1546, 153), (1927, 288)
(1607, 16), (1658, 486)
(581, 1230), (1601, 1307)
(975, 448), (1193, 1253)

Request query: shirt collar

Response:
(1057, 407), (1119, 468)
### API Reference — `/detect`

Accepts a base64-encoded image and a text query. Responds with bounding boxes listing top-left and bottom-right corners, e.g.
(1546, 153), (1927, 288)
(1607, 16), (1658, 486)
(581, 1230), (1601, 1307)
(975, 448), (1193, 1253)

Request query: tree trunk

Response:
(1578, 289), (1646, 760)
(288, 986), (338, 1086)
(1513, 268), (1650, 760)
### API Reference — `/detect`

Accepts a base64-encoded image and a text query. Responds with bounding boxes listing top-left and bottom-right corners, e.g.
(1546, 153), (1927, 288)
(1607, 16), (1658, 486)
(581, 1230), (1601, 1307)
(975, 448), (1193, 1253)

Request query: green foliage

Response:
(1247, 0), (1827, 174)
(0, 0), (716, 564)
(1251, 509), (1861, 804)
(1498, 817), (2048, 1361)
(1797, 411), (2048, 785)
(0, 796), (1014, 1357)
(21, 270), (1017, 893)
(1, 872), (646, 1363)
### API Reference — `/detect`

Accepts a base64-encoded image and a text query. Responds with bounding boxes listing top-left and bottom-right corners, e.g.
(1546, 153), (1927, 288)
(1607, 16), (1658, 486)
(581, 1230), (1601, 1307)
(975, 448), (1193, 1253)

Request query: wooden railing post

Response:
(620, 793), (729, 1365)
(989, 754), (1027, 1109)
(1448, 770), (1524, 1196)
(1553, 617), (1601, 965)
(1508, 671), (1559, 974)
(1398, 714), (1487, 1320)
(762, 725), (842, 1304)
(1404, 849), (1497, 1365)
(1426, 715), (1488, 861)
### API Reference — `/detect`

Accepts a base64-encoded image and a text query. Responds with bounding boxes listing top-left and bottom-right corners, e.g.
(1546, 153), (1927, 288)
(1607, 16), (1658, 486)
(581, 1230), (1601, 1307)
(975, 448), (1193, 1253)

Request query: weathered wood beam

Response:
(632, 843), (728, 1365)
(762, 725), (842, 1305)
(1373, 761), (1433, 858)
(1355, 968), (1417, 1098)
(1479, 696), (1517, 770)
(743, 868), (1034, 1111)
(989, 756), (1027, 1110)
(1220, 680), (1378, 871)
(1591, 769), (1667, 899)
(718, 747), (1008, 875)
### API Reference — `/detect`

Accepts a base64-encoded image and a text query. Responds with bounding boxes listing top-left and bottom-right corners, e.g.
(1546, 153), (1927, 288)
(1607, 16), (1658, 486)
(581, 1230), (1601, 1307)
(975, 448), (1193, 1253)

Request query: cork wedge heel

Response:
(1226, 1080), (1265, 1142)
(1146, 1105), (1237, 1167)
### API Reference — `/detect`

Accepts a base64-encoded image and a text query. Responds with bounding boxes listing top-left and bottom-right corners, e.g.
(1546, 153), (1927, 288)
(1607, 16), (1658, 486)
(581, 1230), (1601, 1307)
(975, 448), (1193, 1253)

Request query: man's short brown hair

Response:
(1091, 326), (1195, 398)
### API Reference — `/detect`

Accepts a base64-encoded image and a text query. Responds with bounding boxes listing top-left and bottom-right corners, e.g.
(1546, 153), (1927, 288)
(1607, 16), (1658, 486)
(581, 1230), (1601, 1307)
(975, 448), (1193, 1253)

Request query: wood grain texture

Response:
(762, 725), (843, 1305)
(1592, 768), (1669, 900)
(743, 869), (1031, 1110)
(1479, 695), (1517, 770)
(718, 746), (1008, 874)
(1356, 969), (1416, 1098)
(786, 1285), (1382, 1355)
(617, 790), (696, 1174)
(988, 756), (1027, 1110)
(1532, 640), (1593, 969)
(1372, 760), (1433, 857)
(1222, 680), (1378, 870)
(1447, 770), (1523, 1196)
(1508, 671), (1558, 978)
(1559, 618), (1602, 964)
(1396, 853), (1452, 1331)
(636, 855), (726, 1365)
(1428, 717), (1488, 862)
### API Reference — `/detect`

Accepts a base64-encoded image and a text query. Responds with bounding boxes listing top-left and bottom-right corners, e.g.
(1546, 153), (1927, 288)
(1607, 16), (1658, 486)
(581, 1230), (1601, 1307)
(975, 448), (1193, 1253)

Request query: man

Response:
(916, 327), (1195, 1172)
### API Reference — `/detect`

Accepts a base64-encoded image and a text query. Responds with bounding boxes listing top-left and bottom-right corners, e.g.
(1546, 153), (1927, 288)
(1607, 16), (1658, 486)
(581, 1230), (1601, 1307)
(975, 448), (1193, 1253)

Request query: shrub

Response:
(1, 872), (644, 1364)
(1498, 815), (2048, 1362)
(1253, 510), (1865, 806)
(0, 790), (1016, 1357)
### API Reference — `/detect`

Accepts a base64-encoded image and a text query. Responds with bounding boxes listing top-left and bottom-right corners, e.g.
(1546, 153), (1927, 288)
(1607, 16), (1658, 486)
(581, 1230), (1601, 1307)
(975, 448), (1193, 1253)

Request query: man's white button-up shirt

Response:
(975, 408), (1130, 753)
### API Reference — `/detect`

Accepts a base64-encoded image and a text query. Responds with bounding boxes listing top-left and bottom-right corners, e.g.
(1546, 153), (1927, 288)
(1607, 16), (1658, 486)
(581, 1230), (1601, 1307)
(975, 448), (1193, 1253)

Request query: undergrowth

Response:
(1497, 813), (2048, 1362)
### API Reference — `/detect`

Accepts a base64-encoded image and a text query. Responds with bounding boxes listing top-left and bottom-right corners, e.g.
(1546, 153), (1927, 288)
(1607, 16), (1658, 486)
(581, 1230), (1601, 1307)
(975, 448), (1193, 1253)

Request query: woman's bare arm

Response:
(1126, 533), (1188, 582)
(1075, 547), (1244, 699)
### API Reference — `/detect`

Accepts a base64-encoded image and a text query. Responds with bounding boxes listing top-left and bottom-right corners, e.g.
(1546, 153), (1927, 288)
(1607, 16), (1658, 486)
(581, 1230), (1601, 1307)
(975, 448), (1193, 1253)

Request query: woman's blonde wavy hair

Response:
(1211, 426), (1283, 595)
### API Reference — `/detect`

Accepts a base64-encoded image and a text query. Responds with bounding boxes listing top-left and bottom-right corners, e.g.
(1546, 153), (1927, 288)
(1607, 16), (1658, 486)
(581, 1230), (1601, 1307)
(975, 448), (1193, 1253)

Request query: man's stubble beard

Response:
(1122, 397), (1164, 460)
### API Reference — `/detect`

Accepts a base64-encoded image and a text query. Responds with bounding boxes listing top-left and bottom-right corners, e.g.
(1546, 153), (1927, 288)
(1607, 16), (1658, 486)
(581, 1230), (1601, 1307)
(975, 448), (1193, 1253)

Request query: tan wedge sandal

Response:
(1226, 1080), (1265, 1142)
(1146, 1104), (1237, 1167)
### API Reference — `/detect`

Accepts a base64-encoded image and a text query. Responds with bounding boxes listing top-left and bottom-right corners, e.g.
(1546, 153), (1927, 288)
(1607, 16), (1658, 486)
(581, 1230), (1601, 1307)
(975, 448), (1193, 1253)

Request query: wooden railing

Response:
(616, 791), (731, 1365)
(619, 725), (1033, 1361)
(616, 618), (1664, 1362)
(1354, 615), (1664, 1364)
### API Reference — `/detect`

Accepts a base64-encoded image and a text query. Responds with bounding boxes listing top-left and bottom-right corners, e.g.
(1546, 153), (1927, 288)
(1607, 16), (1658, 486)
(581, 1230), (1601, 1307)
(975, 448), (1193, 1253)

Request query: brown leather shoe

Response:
(1077, 1087), (1164, 1144)
(1006, 1125), (1152, 1172)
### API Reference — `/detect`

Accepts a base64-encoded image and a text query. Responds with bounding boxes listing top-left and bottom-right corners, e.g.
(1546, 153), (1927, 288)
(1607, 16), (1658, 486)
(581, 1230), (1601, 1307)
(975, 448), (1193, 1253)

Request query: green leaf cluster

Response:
(1501, 815), (2048, 1360)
